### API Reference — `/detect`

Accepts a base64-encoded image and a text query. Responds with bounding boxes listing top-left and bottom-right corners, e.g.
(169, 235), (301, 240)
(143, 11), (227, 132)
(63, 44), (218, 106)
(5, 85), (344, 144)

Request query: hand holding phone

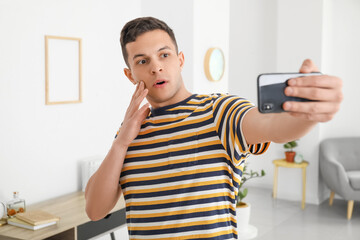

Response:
(257, 72), (322, 113)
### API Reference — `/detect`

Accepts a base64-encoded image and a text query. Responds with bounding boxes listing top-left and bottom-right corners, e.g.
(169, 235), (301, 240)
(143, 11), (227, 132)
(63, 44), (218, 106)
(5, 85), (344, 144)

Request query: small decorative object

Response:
(204, 47), (225, 82)
(0, 201), (6, 226)
(6, 192), (26, 218)
(283, 140), (298, 162)
(294, 153), (304, 164)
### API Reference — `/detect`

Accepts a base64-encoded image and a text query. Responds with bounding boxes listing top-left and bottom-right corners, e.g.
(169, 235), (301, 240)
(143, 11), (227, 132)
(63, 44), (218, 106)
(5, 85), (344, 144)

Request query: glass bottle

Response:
(6, 191), (26, 218)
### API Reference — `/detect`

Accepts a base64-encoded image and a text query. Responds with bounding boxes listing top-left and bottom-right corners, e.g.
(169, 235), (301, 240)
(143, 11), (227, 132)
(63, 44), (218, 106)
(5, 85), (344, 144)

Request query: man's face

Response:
(124, 30), (189, 108)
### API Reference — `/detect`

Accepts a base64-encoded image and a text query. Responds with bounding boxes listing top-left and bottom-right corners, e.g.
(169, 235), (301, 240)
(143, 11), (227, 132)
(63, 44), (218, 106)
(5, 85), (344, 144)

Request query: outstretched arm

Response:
(243, 59), (343, 145)
(85, 81), (150, 221)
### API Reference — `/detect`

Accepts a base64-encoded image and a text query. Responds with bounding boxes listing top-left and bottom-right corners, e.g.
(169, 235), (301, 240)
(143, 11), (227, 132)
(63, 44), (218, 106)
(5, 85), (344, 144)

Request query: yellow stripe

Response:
(131, 229), (237, 240)
(219, 101), (249, 154)
(168, 102), (212, 113)
(126, 191), (235, 207)
(143, 114), (188, 125)
(128, 216), (235, 231)
(122, 152), (229, 172)
(128, 204), (236, 219)
(129, 127), (215, 147)
(121, 165), (232, 185)
(139, 114), (213, 136)
(124, 178), (233, 196)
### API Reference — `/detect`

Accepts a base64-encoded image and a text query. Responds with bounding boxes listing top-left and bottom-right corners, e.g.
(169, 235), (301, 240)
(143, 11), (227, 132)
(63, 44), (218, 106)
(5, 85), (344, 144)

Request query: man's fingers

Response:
(299, 59), (319, 73)
(287, 75), (343, 89)
(283, 101), (341, 115)
(285, 86), (343, 102)
(137, 103), (151, 120)
(126, 85), (148, 118)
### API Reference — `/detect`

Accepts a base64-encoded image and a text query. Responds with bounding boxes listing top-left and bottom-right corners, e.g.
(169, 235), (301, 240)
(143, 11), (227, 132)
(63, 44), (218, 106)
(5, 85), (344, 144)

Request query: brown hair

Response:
(120, 17), (178, 67)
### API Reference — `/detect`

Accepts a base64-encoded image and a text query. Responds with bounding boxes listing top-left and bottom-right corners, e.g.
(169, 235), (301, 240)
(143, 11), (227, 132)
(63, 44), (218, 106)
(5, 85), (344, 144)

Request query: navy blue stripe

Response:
(136, 118), (214, 139)
(122, 151), (230, 178)
(142, 105), (213, 128)
(121, 168), (233, 189)
(128, 130), (217, 152)
(125, 182), (233, 200)
(126, 194), (236, 212)
(124, 139), (224, 165)
(212, 95), (229, 121)
(189, 233), (237, 240)
(128, 207), (235, 223)
(235, 106), (252, 154)
(215, 97), (233, 137)
(129, 215), (235, 236)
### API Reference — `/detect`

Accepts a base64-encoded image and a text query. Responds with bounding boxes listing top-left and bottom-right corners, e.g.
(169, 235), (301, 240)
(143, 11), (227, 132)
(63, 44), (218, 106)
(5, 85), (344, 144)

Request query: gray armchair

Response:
(319, 137), (360, 219)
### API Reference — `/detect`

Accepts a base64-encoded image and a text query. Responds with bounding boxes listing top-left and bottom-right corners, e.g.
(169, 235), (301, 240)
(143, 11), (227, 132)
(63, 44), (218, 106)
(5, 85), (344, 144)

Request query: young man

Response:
(85, 17), (343, 239)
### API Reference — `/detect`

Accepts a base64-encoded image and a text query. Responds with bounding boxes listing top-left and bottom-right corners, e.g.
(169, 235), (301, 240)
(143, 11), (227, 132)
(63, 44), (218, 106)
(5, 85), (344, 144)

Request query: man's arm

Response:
(243, 59), (343, 145)
(85, 81), (150, 221)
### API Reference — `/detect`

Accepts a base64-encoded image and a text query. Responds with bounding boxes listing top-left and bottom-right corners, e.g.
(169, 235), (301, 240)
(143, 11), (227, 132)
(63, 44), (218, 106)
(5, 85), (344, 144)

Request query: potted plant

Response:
(283, 140), (298, 162)
(236, 164), (265, 235)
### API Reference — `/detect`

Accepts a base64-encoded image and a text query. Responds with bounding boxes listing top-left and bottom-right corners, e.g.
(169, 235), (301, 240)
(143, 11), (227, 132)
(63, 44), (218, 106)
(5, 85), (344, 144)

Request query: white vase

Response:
(236, 202), (258, 239)
(236, 202), (251, 229)
(0, 202), (5, 218)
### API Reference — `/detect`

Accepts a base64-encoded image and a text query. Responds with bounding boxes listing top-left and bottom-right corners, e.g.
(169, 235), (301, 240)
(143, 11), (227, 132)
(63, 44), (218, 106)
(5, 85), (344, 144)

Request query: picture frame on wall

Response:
(45, 35), (82, 105)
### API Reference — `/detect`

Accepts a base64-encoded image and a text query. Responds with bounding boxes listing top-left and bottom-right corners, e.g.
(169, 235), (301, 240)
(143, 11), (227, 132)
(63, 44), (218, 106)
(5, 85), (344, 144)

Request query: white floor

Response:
(94, 187), (360, 240)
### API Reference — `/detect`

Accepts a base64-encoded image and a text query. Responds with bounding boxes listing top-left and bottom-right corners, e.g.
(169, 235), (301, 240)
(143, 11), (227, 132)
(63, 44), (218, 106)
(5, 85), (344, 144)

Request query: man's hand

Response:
(283, 59), (343, 122)
(115, 81), (150, 147)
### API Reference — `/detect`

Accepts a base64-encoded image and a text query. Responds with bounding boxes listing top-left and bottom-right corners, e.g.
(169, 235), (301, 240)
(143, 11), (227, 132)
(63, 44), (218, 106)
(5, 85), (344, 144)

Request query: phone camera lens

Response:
(263, 103), (273, 111)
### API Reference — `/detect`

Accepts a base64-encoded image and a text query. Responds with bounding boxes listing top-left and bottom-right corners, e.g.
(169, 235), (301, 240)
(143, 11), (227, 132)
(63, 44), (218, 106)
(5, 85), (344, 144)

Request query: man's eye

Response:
(138, 59), (147, 64)
(161, 53), (169, 58)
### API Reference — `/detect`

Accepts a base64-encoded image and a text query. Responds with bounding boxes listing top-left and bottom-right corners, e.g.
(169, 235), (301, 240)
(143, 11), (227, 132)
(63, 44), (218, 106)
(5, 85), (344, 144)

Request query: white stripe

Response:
(129, 225), (236, 239)
(128, 212), (234, 228)
(127, 199), (234, 217)
(122, 160), (232, 183)
(126, 188), (234, 205)
(123, 171), (232, 193)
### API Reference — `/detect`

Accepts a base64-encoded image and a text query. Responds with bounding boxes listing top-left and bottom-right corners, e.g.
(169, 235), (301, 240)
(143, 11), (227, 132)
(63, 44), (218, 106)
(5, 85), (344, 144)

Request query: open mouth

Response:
(154, 80), (166, 86)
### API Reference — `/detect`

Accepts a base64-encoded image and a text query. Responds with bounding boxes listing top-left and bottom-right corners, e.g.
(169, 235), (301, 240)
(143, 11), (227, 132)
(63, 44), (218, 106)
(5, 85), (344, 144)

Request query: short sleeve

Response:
(212, 94), (270, 166)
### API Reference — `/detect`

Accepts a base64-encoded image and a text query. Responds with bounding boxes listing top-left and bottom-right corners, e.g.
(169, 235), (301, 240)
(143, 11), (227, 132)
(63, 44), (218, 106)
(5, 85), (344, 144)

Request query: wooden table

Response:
(0, 191), (126, 240)
(272, 159), (309, 209)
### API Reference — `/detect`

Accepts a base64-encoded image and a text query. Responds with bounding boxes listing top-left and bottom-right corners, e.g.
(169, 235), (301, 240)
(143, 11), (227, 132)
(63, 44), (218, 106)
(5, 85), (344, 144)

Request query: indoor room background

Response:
(0, 0), (359, 225)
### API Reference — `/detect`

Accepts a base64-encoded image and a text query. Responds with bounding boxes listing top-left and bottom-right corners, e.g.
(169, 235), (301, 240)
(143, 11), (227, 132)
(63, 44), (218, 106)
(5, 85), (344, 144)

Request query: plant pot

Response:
(236, 202), (258, 239)
(236, 202), (250, 229)
(285, 151), (296, 162)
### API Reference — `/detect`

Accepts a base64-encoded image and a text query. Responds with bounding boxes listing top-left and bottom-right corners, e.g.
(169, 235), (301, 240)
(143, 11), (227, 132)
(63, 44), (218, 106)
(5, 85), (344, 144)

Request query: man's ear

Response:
(178, 51), (185, 69)
(124, 68), (137, 85)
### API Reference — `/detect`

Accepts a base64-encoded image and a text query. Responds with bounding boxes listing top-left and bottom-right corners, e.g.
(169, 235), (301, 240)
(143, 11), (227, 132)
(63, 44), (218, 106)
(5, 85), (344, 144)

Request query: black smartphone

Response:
(257, 72), (322, 113)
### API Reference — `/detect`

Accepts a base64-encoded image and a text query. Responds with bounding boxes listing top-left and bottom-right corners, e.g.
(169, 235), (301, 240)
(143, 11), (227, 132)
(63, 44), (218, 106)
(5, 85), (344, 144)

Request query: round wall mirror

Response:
(204, 47), (225, 82)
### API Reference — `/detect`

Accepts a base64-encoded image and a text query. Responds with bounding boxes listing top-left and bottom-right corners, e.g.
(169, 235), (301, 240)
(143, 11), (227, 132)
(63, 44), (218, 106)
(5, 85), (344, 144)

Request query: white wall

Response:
(141, 0), (229, 94)
(0, 0), (141, 204)
(229, 0), (360, 204)
(192, 0), (229, 94)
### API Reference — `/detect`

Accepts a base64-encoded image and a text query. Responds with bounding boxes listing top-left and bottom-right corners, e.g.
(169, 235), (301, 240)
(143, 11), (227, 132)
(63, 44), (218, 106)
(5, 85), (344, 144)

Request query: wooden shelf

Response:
(0, 191), (126, 240)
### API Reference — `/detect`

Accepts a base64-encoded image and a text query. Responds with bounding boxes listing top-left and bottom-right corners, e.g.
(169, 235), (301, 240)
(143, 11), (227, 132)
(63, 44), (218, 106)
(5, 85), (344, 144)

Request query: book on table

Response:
(7, 210), (60, 230)
(7, 217), (58, 230)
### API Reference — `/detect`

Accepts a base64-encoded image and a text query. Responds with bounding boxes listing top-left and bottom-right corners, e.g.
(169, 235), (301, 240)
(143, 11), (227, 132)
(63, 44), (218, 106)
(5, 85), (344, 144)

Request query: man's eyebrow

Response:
(158, 46), (171, 51)
(132, 46), (172, 61)
(133, 53), (145, 60)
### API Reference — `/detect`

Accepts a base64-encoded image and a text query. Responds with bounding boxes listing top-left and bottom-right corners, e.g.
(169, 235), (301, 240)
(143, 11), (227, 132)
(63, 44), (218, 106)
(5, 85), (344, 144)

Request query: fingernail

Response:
(283, 102), (291, 111)
(285, 87), (293, 96)
(288, 78), (297, 85)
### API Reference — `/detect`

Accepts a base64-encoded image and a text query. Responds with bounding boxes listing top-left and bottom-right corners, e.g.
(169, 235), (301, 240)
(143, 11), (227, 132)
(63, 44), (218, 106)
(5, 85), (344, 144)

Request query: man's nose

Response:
(150, 61), (163, 74)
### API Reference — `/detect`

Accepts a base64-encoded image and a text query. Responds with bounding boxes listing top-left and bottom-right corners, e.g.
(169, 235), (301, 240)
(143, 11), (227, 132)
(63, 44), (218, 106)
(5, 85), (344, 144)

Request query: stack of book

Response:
(7, 210), (60, 230)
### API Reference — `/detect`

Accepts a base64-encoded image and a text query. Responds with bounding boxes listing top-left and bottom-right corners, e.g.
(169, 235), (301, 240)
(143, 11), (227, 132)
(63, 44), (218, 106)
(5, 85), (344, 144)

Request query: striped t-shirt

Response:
(119, 93), (269, 239)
